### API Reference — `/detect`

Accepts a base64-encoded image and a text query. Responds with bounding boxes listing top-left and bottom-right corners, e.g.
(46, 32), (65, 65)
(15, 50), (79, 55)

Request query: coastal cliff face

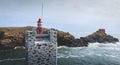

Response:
(0, 27), (119, 50)
(0, 27), (76, 50)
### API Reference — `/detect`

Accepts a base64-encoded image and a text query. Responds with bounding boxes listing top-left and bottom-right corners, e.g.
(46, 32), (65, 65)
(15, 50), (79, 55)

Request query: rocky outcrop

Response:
(0, 27), (77, 50)
(0, 27), (119, 51)
(0, 27), (30, 51)
(83, 29), (119, 43)
(57, 30), (88, 47)
(57, 30), (75, 46)
(58, 29), (119, 47)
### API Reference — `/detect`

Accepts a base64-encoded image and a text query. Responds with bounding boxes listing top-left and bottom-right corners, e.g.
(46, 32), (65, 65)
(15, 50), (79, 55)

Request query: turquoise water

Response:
(0, 42), (120, 65)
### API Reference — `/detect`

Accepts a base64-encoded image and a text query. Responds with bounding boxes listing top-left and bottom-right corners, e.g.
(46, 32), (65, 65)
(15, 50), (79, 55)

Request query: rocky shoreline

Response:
(59, 29), (119, 47)
(0, 27), (119, 51)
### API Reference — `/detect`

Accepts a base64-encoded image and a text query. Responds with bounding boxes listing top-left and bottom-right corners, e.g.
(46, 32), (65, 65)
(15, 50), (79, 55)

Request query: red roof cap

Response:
(38, 18), (42, 23)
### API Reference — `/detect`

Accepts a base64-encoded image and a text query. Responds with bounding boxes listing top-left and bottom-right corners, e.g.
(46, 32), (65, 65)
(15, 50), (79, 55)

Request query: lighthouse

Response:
(25, 18), (57, 65)
(37, 18), (42, 40)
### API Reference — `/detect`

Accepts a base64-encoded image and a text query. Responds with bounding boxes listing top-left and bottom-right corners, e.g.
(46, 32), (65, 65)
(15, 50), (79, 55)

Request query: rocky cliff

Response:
(0, 27), (119, 51)
(0, 27), (76, 50)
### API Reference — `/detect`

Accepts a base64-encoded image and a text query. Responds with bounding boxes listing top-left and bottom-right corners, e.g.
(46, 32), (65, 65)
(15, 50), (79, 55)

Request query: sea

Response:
(0, 34), (120, 65)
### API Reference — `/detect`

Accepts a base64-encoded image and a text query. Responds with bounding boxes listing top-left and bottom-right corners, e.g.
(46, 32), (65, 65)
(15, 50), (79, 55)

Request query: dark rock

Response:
(0, 31), (4, 39)
(83, 29), (119, 43)
(57, 31), (75, 46)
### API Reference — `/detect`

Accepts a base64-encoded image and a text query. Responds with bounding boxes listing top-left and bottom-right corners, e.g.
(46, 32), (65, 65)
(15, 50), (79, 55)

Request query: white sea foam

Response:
(88, 42), (119, 47)
(57, 42), (120, 65)
(57, 46), (68, 49)
(0, 58), (25, 63)
(1, 42), (120, 65)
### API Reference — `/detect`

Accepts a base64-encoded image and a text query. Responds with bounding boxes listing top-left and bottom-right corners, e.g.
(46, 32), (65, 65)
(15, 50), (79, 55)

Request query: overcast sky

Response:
(0, 0), (120, 37)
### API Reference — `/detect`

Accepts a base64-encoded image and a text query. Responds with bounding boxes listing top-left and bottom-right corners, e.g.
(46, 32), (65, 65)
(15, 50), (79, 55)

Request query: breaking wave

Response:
(58, 42), (120, 65)
(1, 42), (120, 65)
(0, 58), (25, 63)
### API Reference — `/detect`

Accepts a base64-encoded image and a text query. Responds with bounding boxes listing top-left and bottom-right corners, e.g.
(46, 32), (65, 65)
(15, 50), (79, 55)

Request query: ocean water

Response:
(58, 42), (120, 65)
(1, 42), (120, 65)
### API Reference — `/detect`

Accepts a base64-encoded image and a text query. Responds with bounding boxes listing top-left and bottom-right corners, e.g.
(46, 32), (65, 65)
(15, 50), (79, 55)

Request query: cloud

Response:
(0, 0), (120, 36)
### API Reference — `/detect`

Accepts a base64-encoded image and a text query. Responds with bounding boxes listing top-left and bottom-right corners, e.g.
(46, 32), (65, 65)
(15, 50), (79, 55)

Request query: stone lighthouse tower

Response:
(25, 18), (57, 65)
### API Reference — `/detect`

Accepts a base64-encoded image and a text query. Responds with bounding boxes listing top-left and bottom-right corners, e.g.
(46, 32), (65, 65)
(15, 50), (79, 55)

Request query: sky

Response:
(0, 0), (120, 38)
